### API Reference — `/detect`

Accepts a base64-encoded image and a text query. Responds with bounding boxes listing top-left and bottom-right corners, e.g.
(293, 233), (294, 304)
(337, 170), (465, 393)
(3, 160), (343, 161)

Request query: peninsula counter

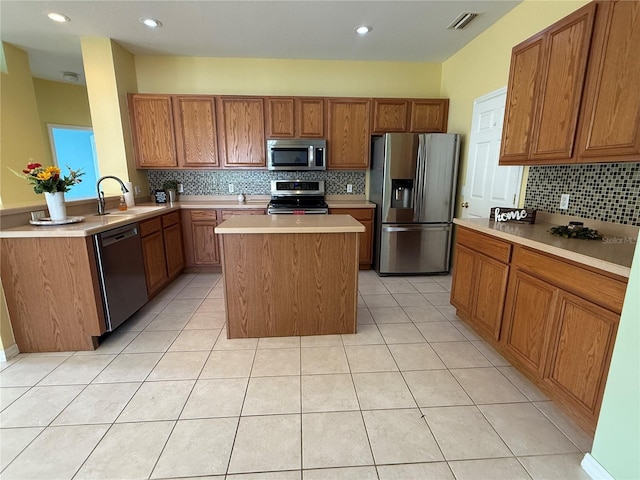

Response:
(215, 215), (365, 338)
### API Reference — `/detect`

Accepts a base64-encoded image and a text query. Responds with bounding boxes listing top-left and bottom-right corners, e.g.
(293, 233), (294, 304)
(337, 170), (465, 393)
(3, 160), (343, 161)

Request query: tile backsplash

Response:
(147, 170), (366, 196)
(524, 162), (640, 226)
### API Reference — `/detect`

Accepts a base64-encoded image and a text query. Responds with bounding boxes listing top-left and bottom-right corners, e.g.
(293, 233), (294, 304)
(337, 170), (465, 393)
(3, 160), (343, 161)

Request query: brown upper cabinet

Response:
(130, 94), (449, 169)
(529, 4), (595, 162)
(500, 3), (596, 165)
(500, 1), (639, 165)
(575, 0), (640, 163)
(173, 96), (219, 168)
(266, 97), (295, 137)
(409, 99), (449, 133)
(327, 98), (371, 169)
(372, 98), (449, 134)
(217, 96), (266, 168)
(266, 97), (325, 138)
(372, 99), (409, 133)
(129, 94), (178, 168)
(498, 36), (544, 163)
(296, 97), (324, 138)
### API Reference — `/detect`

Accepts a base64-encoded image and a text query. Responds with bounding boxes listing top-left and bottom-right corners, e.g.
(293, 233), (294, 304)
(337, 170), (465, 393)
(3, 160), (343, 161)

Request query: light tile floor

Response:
(0, 271), (594, 479)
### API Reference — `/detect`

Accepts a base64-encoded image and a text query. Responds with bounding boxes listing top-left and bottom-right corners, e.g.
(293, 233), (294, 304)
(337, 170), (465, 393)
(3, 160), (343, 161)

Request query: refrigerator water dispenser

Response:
(391, 179), (414, 209)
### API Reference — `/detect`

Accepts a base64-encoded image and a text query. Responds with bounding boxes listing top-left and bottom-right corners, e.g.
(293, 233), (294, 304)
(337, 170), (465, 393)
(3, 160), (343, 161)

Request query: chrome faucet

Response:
(96, 176), (129, 215)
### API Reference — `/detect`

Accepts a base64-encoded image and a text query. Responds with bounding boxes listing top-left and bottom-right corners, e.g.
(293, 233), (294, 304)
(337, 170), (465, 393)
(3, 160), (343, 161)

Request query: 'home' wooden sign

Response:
(489, 207), (536, 224)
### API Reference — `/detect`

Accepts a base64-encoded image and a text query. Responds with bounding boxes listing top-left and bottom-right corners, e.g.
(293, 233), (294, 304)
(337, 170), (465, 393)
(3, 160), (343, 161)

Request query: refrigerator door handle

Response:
(383, 225), (449, 232)
(413, 134), (426, 222)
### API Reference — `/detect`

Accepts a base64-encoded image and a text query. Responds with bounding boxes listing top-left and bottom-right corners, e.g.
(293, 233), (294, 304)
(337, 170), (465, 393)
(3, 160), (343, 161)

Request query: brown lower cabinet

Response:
(450, 228), (510, 341)
(181, 208), (266, 271)
(1, 236), (106, 352)
(329, 208), (374, 269)
(140, 212), (184, 297)
(451, 226), (627, 433)
(182, 209), (220, 270)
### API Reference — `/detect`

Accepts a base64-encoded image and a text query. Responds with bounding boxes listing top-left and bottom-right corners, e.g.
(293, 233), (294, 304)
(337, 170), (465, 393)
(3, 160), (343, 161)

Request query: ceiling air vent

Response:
(447, 12), (479, 30)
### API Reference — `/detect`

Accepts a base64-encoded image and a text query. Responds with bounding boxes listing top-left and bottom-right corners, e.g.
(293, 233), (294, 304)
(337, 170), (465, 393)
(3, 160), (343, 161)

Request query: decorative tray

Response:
(29, 216), (85, 226)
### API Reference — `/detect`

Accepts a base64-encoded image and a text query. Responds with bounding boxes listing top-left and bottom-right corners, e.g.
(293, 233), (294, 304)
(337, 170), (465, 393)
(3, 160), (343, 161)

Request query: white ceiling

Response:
(0, 0), (522, 84)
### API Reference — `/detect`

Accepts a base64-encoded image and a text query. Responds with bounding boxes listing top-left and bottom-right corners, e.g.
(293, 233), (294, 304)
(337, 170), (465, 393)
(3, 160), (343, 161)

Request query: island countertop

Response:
(215, 214), (366, 234)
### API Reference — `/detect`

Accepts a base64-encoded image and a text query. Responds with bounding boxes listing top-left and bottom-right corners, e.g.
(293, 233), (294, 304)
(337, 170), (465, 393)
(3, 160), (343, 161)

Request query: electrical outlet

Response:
(177, 182), (184, 193)
(134, 185), (142, 195)
(228, 183), (235, 194)
(31, 210), (46, 220)
(559, 194), (570, 210)
(346, 184), (353, 193)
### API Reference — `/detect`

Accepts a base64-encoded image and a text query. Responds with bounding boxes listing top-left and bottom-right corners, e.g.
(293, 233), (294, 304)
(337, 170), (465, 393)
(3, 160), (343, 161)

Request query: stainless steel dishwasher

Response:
(93, 223), (148, 331)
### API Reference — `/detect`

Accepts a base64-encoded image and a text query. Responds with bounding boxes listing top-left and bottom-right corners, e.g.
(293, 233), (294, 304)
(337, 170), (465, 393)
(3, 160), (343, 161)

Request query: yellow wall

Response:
(81, 38), (146, 195)
(441, 0), (589, 214)
(0, 43), (49, 205)
(111, 42), (147, 190)
(135, 56), (442, 97)
(33, 78), (92, 166)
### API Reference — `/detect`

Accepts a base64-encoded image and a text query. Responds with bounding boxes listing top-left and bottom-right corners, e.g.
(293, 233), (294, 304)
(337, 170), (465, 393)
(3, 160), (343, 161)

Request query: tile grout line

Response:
(299, 333), (303, 473)
(146, 297), (220, 478)
(379, 312), (452, 470)
(71, 274), (211, 479)
(222, 335), (259, 476)
(341, 313), (380, 477)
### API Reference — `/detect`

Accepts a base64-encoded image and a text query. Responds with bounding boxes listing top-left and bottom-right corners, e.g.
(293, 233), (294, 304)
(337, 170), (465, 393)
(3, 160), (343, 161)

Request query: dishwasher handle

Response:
(100, 224), (139, 248)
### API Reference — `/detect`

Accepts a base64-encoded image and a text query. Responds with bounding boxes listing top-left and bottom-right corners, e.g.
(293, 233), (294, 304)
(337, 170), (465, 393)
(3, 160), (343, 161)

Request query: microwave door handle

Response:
(309, 146), (314, 168)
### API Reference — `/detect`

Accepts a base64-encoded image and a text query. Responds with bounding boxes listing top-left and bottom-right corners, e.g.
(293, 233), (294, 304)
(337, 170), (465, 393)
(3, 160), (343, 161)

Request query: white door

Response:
(462, 87), (523, 219)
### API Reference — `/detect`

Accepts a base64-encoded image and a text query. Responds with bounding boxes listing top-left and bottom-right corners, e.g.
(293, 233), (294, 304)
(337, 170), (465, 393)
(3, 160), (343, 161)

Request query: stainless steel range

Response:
(267, 180), (329, 215)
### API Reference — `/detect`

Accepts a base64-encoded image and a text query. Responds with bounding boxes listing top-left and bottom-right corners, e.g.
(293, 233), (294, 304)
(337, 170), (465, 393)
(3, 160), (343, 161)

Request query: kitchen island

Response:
(215, 214), (365, 338)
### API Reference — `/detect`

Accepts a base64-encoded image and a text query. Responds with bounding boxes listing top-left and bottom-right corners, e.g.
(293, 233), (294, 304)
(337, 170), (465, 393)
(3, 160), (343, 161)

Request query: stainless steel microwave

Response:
(267, 139), (327, 171)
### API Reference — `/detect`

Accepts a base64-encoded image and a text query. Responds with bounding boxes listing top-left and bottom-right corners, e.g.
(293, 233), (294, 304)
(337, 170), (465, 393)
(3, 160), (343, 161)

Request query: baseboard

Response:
(0, 343), (20, 362)
(582, 453), (614, 480)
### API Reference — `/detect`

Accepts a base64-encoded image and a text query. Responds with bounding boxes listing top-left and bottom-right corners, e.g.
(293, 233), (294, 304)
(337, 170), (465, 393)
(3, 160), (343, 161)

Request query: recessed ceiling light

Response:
(355, 25), (372, 35)
(139, 17), (162, 28)
(45, 12), (70, 23)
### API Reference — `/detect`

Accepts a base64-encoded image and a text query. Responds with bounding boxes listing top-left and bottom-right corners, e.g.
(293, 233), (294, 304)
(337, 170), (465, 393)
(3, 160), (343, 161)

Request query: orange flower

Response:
(10, 162), (84, 194)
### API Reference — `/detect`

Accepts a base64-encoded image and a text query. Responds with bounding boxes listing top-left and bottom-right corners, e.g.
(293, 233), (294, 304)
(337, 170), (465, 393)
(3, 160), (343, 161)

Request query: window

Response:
(47, 124), (99, 200)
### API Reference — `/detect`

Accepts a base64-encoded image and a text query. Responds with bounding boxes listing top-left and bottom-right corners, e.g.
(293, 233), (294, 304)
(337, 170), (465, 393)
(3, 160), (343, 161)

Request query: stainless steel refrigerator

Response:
(370, 133), (460, 275)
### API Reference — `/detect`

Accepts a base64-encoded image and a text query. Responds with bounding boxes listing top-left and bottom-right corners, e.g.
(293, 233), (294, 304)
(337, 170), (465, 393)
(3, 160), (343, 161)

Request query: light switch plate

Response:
(559, 194), (570, 210)
(346, 184), (353, 193)
(228, 184), (235, 193)
(134, 185), (142, 195)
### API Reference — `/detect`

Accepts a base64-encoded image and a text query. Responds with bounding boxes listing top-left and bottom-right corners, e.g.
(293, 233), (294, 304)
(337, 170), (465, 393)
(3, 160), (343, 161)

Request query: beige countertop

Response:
(0, 205), (181, 238)
(326, 200), (376, 209)
(0, 196), (374, 238)
(454, 217), (637, 278)
(215, 214), (366, 234)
